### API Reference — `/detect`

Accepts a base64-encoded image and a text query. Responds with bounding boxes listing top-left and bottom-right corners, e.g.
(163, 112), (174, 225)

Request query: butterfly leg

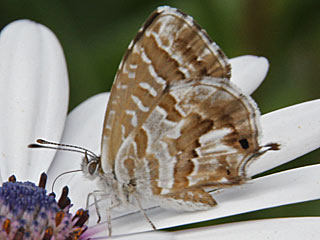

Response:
(86, 190), (121, 236)
(86, 190), (109, 223)
(106, 199), (121, 236)
(132, 192), (156, 230)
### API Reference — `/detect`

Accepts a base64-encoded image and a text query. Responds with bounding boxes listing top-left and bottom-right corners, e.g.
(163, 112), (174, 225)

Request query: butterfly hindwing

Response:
(113, 77), (261, 209)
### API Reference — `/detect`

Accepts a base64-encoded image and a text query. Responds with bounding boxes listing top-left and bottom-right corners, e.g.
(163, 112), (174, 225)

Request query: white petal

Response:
(108, 164), (320, 235)
(93, 217), (319, 239)
(88, 227), (173, 240)
(59, 95), (320, 234)
(248, 99), (320, 176)
(230, 55), (269, 95)
(0, 20), (69, 183)
(173, 217), (320, 240)
(47, 93), (108, 210)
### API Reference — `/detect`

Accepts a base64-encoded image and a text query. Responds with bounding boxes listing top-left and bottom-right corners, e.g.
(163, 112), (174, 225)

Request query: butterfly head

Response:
(81, 151), (102, 180)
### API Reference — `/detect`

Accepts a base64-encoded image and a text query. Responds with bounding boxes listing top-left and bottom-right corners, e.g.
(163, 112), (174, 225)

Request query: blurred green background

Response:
(1, 0), (319, 230)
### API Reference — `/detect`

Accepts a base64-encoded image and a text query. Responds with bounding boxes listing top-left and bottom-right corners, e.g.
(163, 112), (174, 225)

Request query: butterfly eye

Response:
(87, 161), (98, 175)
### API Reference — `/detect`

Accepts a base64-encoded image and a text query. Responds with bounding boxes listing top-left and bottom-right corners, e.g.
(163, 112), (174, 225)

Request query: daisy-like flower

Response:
(0, 173), (89, 239)
(0, 19), (319, 239)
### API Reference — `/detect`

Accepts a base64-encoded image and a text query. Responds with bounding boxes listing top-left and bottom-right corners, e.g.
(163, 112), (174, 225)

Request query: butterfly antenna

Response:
(51, 169), (82, 193)
(28, 139), (99, 159)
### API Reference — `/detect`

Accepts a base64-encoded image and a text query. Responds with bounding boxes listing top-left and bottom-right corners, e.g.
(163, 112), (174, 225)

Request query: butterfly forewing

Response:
(101, 6), (231, 173)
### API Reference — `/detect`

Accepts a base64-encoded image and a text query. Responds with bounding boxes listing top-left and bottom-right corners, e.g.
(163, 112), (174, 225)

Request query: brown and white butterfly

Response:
(31, 5), (273, 236)
(86, 5), (268, 231)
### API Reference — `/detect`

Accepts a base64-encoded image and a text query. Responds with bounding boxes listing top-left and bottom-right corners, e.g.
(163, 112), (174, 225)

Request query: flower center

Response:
(0, 173), (88, 239)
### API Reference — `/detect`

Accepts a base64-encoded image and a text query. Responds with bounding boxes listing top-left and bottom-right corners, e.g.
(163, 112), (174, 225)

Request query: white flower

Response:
(0, 20), (319, 239)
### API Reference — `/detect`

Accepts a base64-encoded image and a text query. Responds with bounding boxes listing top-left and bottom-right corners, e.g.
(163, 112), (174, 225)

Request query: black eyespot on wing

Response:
(239, 138), (249, 149)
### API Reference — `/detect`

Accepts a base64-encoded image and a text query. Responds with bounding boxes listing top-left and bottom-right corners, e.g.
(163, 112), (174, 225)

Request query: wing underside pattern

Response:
(100, 6), (261, 209)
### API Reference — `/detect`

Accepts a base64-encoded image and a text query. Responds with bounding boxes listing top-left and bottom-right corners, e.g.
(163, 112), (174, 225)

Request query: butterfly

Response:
(31, 5), (276, 236)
